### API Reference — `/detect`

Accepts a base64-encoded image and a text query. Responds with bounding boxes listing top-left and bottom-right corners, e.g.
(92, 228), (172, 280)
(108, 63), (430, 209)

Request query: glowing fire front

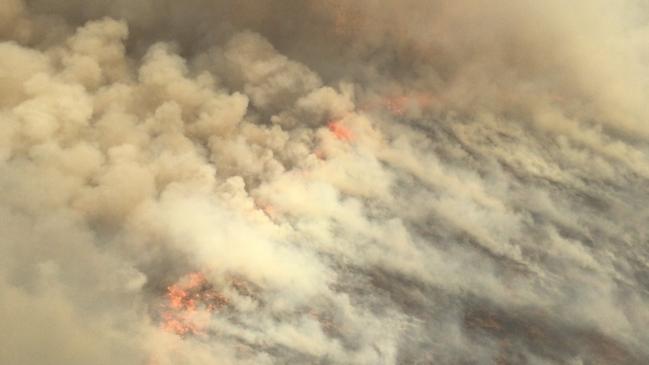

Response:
(323, 92), (434, 144)
(160, 272), (229, 336)
(327, 120), (354, 141)
(159, 272), (259, 337)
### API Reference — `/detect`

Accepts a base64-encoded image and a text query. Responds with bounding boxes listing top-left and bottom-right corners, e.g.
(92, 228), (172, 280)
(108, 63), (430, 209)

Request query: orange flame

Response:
(309, 92), (438, 168)
(159, 272), (259, 338)
(160, 272), (228, 337)
(327, 120), (354, 141)
(320, 91), (433, 147)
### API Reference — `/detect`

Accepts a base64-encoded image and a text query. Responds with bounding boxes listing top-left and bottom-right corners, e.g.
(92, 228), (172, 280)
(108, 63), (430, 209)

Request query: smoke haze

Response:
(2, 1), (649, 364)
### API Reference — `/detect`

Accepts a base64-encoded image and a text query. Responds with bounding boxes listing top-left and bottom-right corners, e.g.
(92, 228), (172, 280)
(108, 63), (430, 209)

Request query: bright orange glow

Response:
(159, 272), (258, 338)
(160, 272), (229, 337)
(327, 120), (354, 141)
(161, 311), (201, 336)
(319, 92), (434, 148)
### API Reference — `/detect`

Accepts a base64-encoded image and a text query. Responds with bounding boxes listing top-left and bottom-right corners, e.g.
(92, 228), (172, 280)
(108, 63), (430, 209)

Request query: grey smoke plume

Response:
(1, 1), (649, 364)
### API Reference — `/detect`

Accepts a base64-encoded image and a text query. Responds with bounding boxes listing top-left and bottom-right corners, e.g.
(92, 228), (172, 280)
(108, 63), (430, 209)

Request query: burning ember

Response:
(160, 272), (229, 336)
(159, 272), (259, 337)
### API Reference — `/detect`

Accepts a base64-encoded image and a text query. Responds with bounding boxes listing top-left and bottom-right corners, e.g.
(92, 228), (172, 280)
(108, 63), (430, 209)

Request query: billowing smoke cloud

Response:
(1, 1), (649, 364)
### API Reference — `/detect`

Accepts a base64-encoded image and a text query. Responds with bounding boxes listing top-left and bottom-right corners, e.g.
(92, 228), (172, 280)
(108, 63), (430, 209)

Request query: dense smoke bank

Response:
(1, 1), (649, 364)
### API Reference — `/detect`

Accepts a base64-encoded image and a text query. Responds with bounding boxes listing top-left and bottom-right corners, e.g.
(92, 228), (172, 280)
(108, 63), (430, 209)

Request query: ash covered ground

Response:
(1, 1), (649, 364)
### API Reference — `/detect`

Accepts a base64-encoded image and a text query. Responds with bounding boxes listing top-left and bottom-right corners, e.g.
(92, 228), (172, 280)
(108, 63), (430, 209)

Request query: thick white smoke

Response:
(1, 1), (649, 364)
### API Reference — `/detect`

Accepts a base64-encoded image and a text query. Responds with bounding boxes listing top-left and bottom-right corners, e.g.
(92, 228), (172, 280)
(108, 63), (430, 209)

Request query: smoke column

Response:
(1, 1), (649, 364)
